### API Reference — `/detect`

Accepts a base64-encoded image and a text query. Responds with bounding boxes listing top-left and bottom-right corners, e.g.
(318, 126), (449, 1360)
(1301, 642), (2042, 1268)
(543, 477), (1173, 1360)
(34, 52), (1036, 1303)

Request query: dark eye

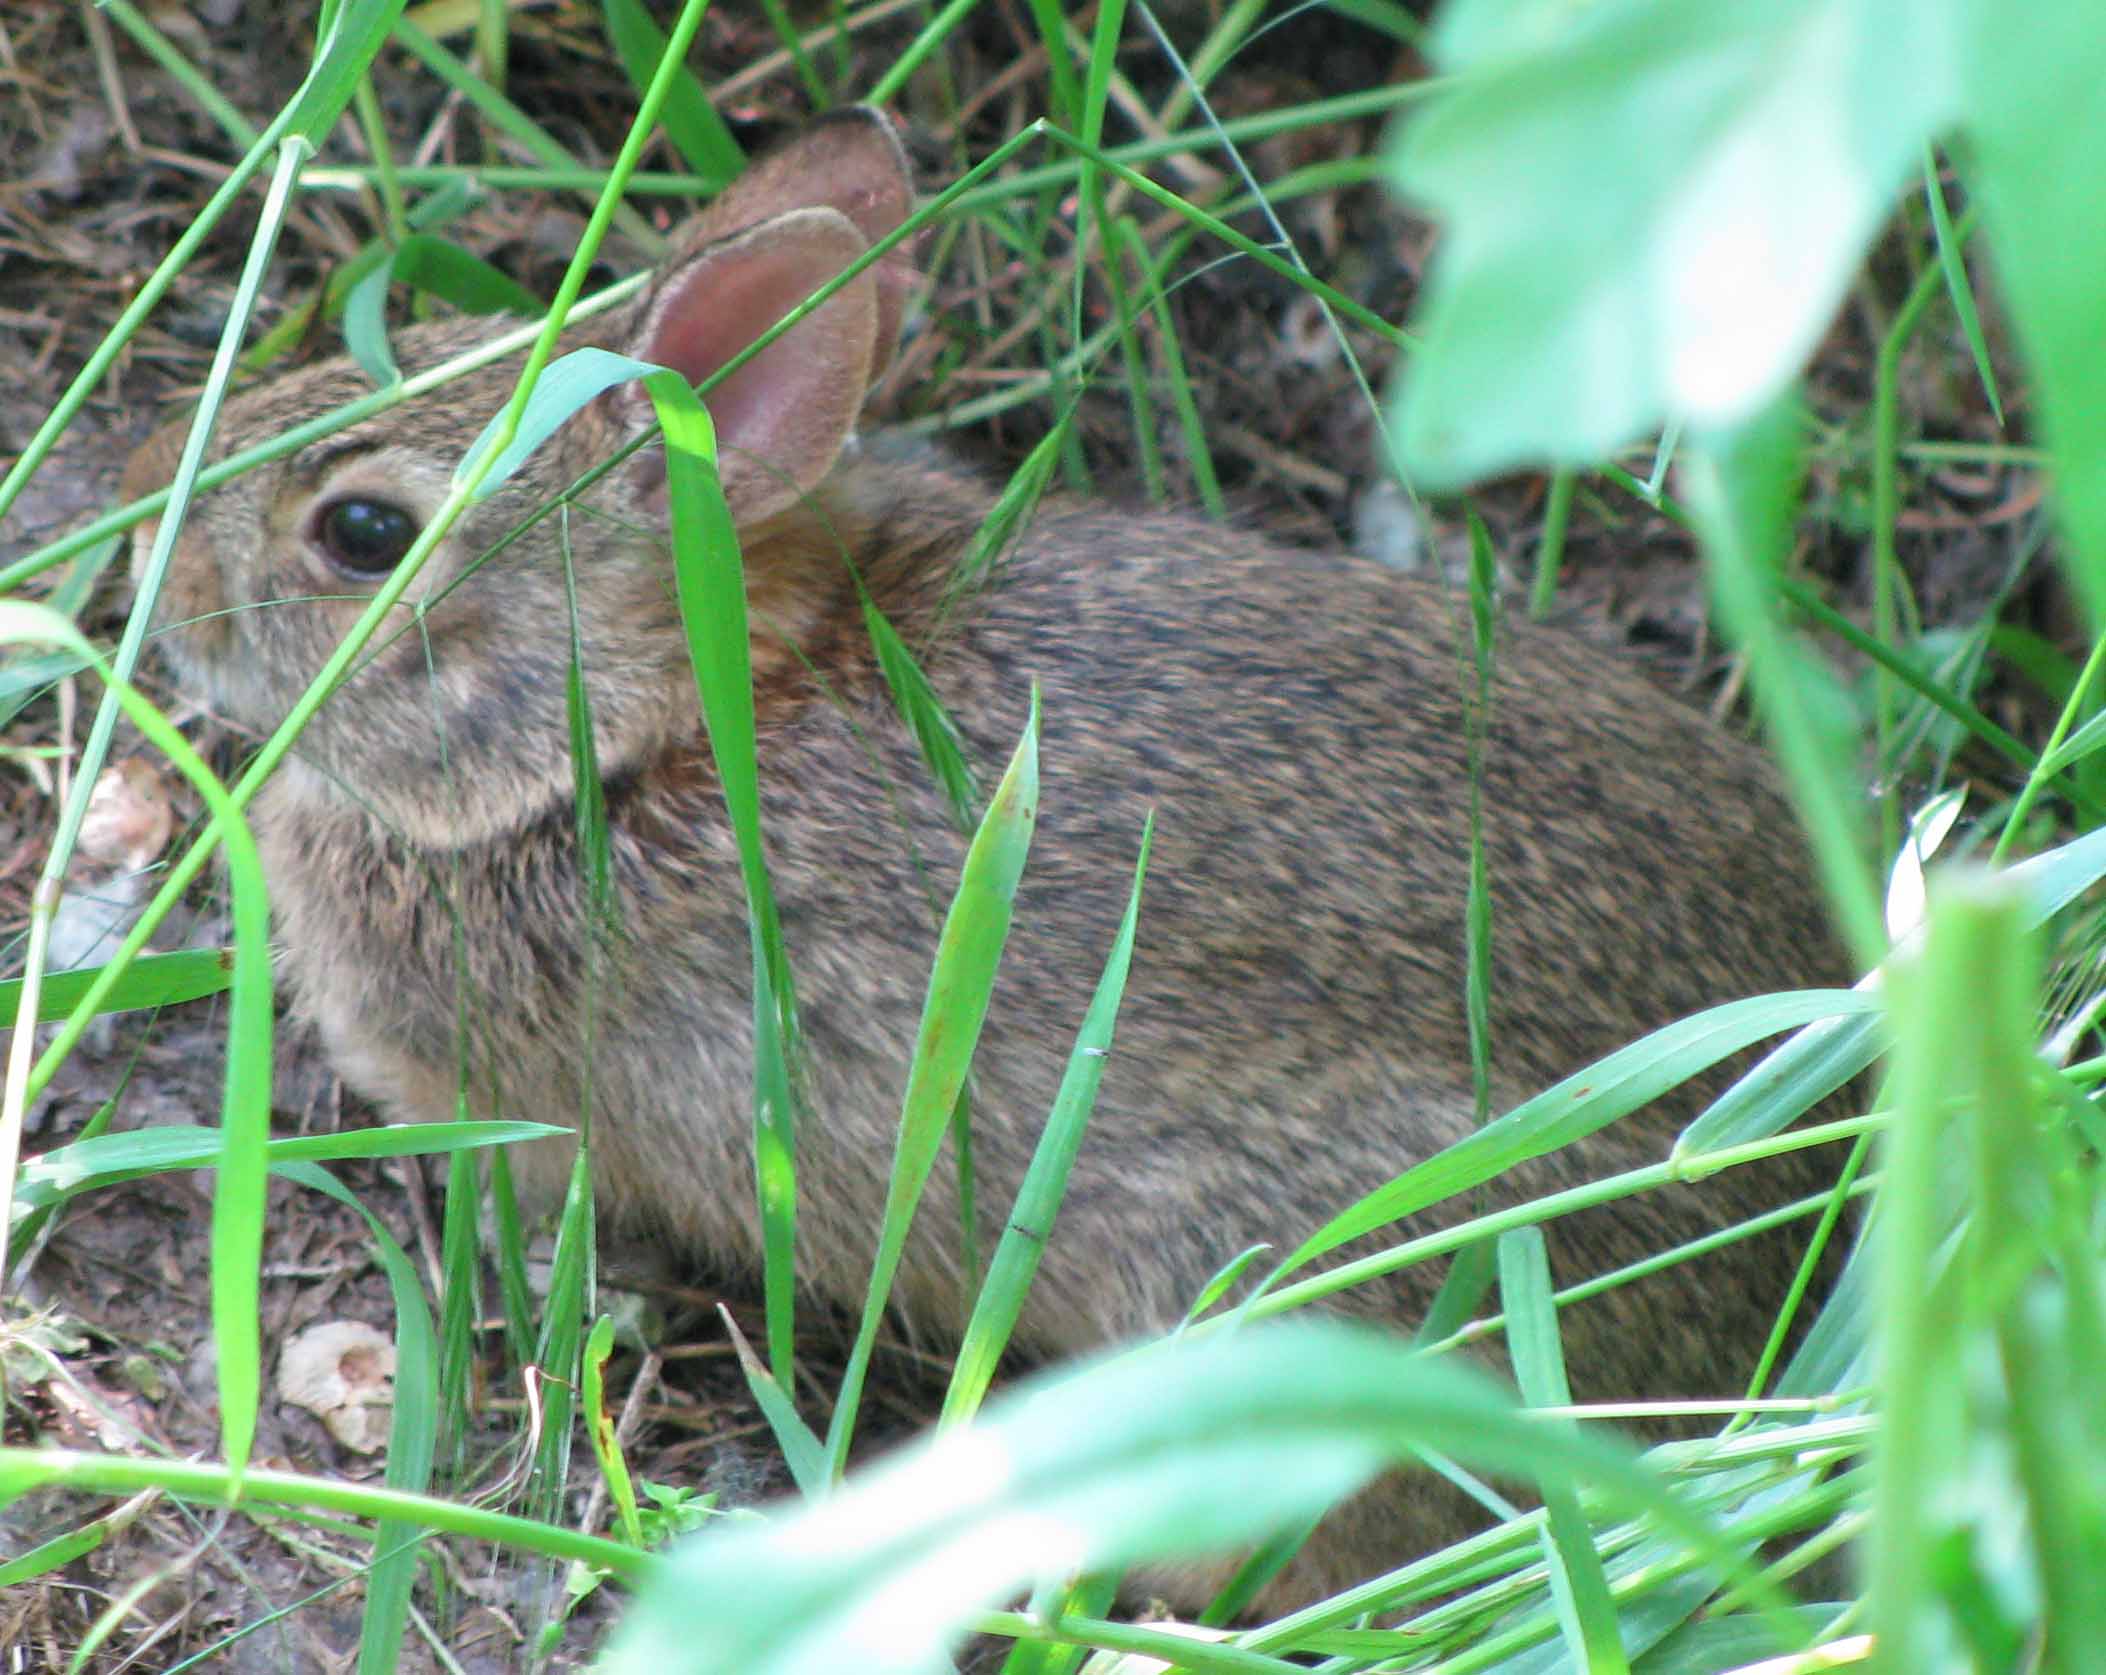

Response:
(314, 497), (419, 577)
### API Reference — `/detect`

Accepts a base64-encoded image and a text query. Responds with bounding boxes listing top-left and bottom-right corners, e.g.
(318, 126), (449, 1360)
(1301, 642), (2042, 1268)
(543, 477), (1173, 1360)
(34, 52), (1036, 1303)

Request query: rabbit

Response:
(121, 108), (1849, 1608)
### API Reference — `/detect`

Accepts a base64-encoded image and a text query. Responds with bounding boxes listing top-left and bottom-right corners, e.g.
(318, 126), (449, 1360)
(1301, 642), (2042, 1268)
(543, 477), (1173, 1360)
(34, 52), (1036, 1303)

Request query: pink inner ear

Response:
(633, 209), (878, 521)
(663, 111), (916, 380)
(645, 246), (807, 442)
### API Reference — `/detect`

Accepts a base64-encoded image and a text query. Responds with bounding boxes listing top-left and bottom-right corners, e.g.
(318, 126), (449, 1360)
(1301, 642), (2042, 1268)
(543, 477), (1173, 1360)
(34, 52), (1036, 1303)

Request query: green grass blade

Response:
(1461, 509), (1497, 1127)
(275, 1162), (440, 1675)
(942, 416), (1070, 607)
(1273, 989), (1873, 1283)
(1921, 147), (2001, 425)
(756, 0), (830, 107)
(1500, 1228), (1630, 1675)
(1529, 468), (1575, 619)
(863, 595), (980, 829)
(1686, 400), (1883, 968)
(583, 1315), (645, 1548)
(1115, 217), (1223, 517)
(941, 816), (1151, 1428)
(0, 947), (233, 1021)
(243, 174), (482, 370)
(391, 14), (663, 255)
(0, 1451), (651, 1578)
(827, 698), (1040, 1473)
(0, 1503), (139, 1587)
(14, 1122), (560, 1219)
(1676, 998), (1881, 1155)
(532, 1145), (596, 1518)
(288, 0), (410, 139)
(0, 606), (274, 1487)
(488, 1146), (539, 1371)
(599, 0), (745, 184)
(1098, 218), (1165, 503)
(475, 0), (508, 90)
(1020, 0), (1082, 133)
(437, 1110), (483, 1471)
(1874, 872), (2032, 1668)
(863, 0), (971, 109)
(645, 366), (807, 1385)
(723, 1309), (829, 1496)
(99, 0), (261, 146)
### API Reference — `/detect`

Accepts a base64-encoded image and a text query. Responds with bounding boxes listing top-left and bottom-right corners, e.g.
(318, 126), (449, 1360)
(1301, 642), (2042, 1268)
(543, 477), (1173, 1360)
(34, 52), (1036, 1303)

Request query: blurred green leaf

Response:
(1390, 0), (1961, 486)
(1960, 0), (2106, 622)
(606, 1322), (1725, 1675)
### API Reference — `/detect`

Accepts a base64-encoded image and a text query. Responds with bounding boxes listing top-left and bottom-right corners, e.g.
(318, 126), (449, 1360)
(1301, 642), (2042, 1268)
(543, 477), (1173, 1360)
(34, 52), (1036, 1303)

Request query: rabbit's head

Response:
(122, 109), (917, 849)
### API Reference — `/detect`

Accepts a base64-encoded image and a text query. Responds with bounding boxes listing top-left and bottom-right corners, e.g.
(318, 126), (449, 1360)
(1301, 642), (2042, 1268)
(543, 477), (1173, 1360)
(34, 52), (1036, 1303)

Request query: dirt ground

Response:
(0, 1), (2047, 1669)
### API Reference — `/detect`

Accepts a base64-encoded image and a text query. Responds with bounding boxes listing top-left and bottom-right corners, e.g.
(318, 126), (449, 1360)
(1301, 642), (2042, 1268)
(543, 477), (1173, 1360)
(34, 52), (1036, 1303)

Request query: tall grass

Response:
(1, 0), (2104, 1671)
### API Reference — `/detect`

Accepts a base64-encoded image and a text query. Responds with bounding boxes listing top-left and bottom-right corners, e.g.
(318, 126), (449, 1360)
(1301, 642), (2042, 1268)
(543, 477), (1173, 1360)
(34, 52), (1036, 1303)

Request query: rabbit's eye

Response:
(314, 497), (419, 578)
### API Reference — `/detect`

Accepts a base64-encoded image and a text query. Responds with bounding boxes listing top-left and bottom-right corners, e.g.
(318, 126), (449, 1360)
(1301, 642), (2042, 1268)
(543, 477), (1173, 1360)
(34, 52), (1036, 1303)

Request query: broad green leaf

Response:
(1390, 0), (1962, 486)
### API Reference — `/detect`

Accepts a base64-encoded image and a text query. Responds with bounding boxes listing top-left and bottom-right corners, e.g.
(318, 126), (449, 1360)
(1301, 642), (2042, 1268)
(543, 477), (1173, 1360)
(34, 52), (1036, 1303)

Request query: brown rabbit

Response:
(122, 110), (1847, 1606)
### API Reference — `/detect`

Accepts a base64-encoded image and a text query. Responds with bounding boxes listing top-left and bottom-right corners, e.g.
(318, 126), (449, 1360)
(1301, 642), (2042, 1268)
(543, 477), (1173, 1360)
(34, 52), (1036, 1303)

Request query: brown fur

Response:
(123, 110), (1848, 1608)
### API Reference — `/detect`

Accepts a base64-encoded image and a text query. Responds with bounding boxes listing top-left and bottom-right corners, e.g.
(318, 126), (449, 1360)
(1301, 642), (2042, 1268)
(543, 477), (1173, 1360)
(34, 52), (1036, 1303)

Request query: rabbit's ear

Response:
(679, 108), (917, 380)
(624, 205), (878, 525)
